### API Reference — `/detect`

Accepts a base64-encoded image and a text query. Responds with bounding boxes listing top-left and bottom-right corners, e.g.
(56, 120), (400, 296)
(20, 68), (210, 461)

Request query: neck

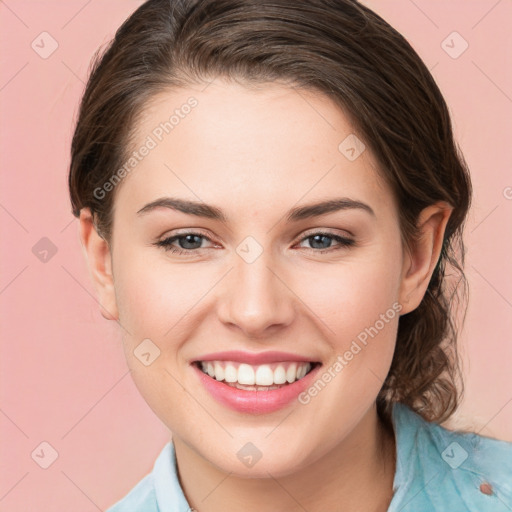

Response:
(174, 403), (397, 512)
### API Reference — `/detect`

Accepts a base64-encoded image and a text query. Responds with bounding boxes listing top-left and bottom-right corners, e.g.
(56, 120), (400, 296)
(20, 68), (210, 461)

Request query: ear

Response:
(398, 202), (453, 315)
(78, 208), (119, 321)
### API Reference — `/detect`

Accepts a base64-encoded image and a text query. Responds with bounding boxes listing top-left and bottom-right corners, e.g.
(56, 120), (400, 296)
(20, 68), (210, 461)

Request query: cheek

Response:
(112, 252), (198, 419)
(113, 252), (208, 341)
(293, 257), (401, 427)
(295, 251), (403, 342)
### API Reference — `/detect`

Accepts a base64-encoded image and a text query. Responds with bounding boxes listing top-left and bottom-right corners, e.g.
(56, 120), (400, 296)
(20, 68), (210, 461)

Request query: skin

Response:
(79, 78), (452, 512)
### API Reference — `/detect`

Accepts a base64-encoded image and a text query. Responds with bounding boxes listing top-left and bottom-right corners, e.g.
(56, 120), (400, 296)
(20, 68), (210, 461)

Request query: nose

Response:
(217, 250), (296, 339)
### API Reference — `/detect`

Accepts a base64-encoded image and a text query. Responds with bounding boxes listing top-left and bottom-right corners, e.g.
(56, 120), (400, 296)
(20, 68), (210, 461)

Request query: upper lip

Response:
(193, 350), (318, 365)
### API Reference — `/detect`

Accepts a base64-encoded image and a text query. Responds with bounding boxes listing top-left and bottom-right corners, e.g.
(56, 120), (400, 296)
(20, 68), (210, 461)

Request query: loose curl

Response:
(68, 0), (472, 424)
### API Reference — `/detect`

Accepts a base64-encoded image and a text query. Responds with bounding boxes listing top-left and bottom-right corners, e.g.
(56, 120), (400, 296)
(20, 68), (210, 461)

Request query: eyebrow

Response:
(136, 197), (375, 222)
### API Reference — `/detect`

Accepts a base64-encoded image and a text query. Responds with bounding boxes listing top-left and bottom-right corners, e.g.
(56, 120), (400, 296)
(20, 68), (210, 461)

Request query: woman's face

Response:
(104, 79), (413, 477)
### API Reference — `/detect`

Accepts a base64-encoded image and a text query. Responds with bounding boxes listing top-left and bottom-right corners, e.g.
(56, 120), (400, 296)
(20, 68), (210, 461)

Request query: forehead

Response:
(114, 79), (390, 218)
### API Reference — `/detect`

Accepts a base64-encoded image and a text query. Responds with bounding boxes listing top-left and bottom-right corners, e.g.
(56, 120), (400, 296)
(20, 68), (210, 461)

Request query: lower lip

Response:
(192, 364), (321, 414)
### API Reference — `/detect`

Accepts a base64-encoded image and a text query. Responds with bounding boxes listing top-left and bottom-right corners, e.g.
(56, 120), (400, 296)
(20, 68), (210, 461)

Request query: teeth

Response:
(255, 365), (274, 386)
(199, 361), (313, 386)
(286, 363), (297, 383)
(274, 365), (287, 385)
(214, 362), (224, 381)
(224, 364), (237, 383)
(238, 364), (255, 385)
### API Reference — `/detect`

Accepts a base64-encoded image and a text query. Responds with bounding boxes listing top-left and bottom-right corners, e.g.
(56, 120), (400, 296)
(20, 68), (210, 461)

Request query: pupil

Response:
(311, 235), (330, 249)
(181, 235), (201, 249)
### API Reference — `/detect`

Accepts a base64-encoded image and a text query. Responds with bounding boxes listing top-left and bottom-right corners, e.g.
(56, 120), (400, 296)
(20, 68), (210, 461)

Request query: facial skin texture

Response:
(79, 78), (452, 512)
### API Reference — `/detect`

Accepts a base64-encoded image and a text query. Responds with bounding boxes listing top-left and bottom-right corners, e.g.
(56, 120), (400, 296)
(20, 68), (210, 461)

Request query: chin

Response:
(199, 437), (317, 479)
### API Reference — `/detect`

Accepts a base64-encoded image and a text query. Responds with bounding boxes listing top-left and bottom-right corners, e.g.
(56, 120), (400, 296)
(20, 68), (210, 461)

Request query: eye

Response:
(154, 231), (215, 255)
(296, 231), (355, 253)
(154, 230), (355, 256)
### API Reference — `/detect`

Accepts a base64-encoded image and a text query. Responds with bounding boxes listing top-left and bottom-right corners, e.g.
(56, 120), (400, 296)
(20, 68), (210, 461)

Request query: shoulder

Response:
(106, 441), (191, 512)
(106, 473), (159, 512)
(388, 402), (512, 512)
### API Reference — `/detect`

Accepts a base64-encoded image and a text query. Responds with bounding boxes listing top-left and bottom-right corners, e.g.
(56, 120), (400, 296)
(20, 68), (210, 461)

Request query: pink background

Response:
(1, 0), (511, 510)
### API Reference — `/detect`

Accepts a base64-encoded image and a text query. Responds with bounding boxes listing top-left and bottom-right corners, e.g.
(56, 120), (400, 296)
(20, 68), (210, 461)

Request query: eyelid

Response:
(157, 228), (214, 243)
(298, 227), (354, 240)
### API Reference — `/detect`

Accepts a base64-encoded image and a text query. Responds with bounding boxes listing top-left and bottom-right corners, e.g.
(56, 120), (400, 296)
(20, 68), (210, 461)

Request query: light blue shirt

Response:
(107, 402), (512, 511)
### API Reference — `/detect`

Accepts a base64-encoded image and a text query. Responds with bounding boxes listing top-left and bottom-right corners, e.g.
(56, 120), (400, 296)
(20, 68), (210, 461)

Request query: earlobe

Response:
(78, 208), (119, 321)
(398, 202), (453, 315)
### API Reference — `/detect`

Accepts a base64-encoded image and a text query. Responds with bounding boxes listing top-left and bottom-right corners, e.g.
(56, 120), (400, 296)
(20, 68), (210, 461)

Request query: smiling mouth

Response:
(194, 360), (319, 391)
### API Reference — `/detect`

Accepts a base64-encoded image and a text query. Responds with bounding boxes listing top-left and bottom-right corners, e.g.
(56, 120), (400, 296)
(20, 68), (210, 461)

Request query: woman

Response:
(68, 0), (512, 510)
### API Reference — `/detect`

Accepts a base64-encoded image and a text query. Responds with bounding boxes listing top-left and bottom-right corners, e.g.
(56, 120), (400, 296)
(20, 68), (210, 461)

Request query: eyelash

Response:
(154, 230), (355, 256)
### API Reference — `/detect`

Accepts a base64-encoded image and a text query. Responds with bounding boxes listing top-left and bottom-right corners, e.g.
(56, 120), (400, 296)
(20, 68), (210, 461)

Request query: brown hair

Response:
(68, 0), (472, 424)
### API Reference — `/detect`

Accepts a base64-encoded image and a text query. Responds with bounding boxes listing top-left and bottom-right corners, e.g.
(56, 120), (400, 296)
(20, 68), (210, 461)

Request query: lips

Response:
(191, 350), (321, 414)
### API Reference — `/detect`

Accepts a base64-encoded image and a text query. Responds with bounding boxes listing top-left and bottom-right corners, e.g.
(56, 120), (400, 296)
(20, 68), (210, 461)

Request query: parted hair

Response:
(68, 0), (472, 424)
